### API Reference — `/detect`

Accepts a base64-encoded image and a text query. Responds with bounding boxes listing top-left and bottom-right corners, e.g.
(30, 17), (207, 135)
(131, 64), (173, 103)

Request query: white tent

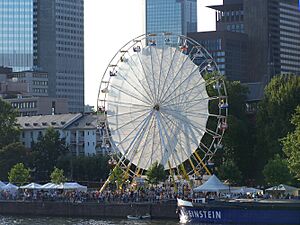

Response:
(40, 182), (59, 189)
(231, 187), (263, 195)
(265, 184), (299, 196)
(56, 182), (87, 192)
(20, 182), (42, 189)
(1, 183), (19, 193)
(0, 181), (6, 188)
(194, 175), (229, 192)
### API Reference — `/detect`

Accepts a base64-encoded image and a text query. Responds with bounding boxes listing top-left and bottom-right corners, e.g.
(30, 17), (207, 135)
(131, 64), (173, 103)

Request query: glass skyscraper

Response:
(0, 0), (84, 113)
(0, 0), (34, 71)
(146, 0), (197, 35)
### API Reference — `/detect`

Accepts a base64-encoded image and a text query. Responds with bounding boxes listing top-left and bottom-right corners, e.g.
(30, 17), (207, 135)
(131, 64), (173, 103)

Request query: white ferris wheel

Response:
(97, 33), (228, 185)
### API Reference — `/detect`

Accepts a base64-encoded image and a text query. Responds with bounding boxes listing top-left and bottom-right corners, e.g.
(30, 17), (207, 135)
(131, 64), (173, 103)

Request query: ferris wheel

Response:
(97, 33), (228, 185)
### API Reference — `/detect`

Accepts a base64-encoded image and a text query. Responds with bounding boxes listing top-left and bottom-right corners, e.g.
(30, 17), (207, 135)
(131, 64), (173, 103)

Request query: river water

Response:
(0, 216), (179, 225)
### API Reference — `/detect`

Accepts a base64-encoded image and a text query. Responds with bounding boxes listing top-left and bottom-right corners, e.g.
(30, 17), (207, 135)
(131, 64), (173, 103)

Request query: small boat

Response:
(177, 198), (300, 224)
(127, 213), (151, 220)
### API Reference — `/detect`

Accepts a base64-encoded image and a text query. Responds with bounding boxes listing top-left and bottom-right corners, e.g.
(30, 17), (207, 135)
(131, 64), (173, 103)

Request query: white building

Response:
(17, 113), (111, 156)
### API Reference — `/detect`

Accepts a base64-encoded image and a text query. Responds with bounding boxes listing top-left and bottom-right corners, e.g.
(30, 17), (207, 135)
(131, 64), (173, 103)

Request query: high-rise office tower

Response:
(0, 0), (84, 113)
(146, 0), (197, 35)
(211, 0), (300, 82)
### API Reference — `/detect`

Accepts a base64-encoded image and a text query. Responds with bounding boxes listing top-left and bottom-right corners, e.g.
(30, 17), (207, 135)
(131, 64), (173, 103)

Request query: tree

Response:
(282, 106), (300, 181)
(263, 154), (293, 186)
(110, 165), (124, 189)
(8, 163), (30, 185)
(50, 167), (66, 184)
(31, 127), (68, 181)
(0, 99), (19, 149)
(0, 142), (30, 180)
(255, 74), (300, 176)
(146, 162), (167, 185)
(217, 159), (242, 185)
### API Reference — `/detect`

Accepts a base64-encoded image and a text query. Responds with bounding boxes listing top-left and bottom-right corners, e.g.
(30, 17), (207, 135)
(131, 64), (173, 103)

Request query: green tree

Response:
(263, 154), (293, 186)
(110, 165), (123, 189)
(50, 167), (66, 184)
(255, 74), (300, 177)
(212, 80), (256, 182)
(146, 162), (167, 185)
(31, 127), (68, 181)
(8, 163), (30, 185)
(0, 142), (29, 180)
(0, 99), (19, 148)
(217, 159), (242, 185)
(282, 106), (300, 181)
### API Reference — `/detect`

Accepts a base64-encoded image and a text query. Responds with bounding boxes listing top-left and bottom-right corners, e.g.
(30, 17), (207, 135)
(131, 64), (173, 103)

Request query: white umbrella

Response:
(20, 182), (42, 189)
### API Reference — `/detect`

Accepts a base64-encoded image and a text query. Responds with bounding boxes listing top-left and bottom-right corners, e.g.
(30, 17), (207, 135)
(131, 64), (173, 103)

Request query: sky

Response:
(84, 0), (223, 107)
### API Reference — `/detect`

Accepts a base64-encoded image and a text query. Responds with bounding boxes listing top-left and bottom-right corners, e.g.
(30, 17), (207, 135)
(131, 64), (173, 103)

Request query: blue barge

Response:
(177, 199), (300, 224)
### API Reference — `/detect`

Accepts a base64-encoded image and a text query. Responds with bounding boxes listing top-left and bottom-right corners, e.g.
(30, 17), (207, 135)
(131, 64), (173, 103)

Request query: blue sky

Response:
(84, 0), (223, 107)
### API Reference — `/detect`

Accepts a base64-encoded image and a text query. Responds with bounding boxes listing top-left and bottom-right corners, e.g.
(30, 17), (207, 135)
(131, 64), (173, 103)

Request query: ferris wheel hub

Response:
(153, 104), (160, 111)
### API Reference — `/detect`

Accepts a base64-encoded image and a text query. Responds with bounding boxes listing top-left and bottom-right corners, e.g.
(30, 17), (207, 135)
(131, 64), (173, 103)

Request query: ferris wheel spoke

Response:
(160, 113), (196, 164)
(110, 110), (150, 133)
(148, 47), (159, 103)
(160, 64), (200, 105)
(126, 53), (155, 103)
(108, 100), (150, 109)
(155, 112), (182, 168)
(155, 45), (165, 104)
(124, 111), (153, 161)
(161, 107), (219, 119)
(117, 69), (153, 105)
(110, 84), (151, 106)
(116, 111), (153, 155)
(134, 115), (156, 169)
(158, 51), (195, 104)
(157, 47), (181, 103)
(108, 108), (149, 122)
(135, 42), (156, 101)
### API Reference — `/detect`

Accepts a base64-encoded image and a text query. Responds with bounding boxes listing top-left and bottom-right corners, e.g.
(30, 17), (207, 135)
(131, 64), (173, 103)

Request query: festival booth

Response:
(194, 175), (229, 193)
(40, 182), (59, 189)
(1, 183), (19, 193)
(265, 184), (299, 197)
(231, 187), (263, 195)
(56, 182), (88, 192)
(20, 182), (42, 189)
(0, 181), (6, 188)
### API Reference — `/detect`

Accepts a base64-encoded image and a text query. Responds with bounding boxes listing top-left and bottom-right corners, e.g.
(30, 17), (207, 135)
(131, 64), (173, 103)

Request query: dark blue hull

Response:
(179, 202), (300, 224)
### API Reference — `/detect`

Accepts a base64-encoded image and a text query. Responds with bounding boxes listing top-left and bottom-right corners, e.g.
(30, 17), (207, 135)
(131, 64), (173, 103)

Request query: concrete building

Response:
(8, 97), (68, 116)
(17, 113), (111, 156)
(146, 0), (197, 35)
(188, 31), (248, 82)
(208, 0), (300, 82)
(0, 0), (84, 113)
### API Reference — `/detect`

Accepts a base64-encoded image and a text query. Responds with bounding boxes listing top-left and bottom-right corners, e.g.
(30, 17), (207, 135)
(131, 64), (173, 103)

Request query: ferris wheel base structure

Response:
(97, 33), (228, 191)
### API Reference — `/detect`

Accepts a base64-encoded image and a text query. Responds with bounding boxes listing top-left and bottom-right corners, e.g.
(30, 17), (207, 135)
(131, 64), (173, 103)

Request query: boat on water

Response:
(177, 198), (300, 224)
(127, 213), (151, 220)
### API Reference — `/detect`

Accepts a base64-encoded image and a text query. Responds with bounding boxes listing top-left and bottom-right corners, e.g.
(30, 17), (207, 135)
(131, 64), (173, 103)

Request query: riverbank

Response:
(0, 201), (178, 219)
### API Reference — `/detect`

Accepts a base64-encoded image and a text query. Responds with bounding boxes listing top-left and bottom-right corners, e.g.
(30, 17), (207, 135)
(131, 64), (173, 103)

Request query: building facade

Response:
(188, 31), (248, 82)
(18, 113), (111, 156)
(0, 0), (84, 113)
(146, 0), (197, 35)
(209, 0), (300, 82)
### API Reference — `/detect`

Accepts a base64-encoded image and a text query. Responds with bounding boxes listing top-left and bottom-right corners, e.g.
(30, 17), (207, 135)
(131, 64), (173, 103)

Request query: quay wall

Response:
(0, 201), (178, 219)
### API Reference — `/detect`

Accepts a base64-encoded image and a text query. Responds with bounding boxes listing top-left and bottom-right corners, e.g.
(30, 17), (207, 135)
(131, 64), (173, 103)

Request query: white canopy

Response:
(40, 182), (59, 189)
(56, 182), (87, 192)
(0, 181), (6, 188)
(266, 184), (299, 196)
(20, 182), (42, 189)
(1, 183), (19, 192)
(194, 175), (229, 192)
(231, 187), (263, 195)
